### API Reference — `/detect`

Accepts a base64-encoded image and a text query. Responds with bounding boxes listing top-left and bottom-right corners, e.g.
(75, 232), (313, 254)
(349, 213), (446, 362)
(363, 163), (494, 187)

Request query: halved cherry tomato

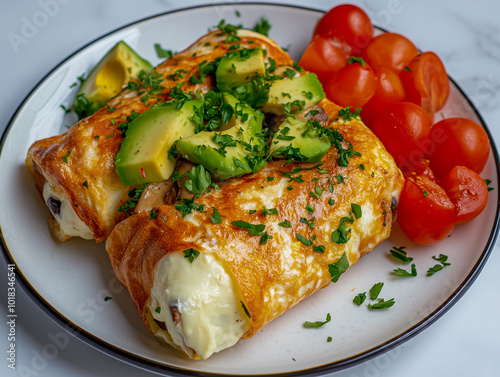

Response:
(362, 32), (419, 73)
(314, 4), (373, 55)
(427, 117), (490, 179)
(411, 159), (437, 182)
(399, 52), (450, 121)
(397, 173), (456, 245)
(299, 34), (350, 85)
(370, 102), (432, 176)
(360, 66), (405, 127)
(324, 58), (376, 108)
(440, 166), (488, 224)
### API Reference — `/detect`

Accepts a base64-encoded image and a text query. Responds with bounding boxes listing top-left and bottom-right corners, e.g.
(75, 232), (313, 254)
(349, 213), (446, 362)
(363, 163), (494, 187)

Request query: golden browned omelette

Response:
(106, 98), (404, 359)
(26, 29), (292, 242)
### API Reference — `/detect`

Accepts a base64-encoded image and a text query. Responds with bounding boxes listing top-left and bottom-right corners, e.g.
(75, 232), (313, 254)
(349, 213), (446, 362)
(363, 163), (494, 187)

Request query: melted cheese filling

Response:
(148, 251), (250, 359)
(42, 182), (93, 239)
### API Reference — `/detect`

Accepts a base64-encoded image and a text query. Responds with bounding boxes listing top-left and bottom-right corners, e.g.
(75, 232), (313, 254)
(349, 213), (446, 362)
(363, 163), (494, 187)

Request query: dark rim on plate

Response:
(1, 2), (499, 376)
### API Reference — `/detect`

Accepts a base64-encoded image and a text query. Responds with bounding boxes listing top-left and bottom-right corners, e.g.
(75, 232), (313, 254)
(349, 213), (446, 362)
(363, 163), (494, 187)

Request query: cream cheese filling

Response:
(42, 182), (94, 240)
(148, 251), (251, 359)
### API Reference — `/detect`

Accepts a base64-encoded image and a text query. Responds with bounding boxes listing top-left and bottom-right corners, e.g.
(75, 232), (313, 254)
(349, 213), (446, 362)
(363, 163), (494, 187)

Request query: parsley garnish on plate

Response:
(427, 254), (451, 276)
(154, 43), (175, 59)
(368, 298), (395, 310)
(253, 17), (271, 36)
(304, 313), (331, 328)
(389, 246), (413, 264)
(353, 292), (367, 306)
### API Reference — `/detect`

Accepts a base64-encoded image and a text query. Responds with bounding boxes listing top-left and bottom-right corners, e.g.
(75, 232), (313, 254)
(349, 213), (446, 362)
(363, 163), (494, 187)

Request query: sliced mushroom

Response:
(134, 180), (174, 214)
(295, 104), (328, 125)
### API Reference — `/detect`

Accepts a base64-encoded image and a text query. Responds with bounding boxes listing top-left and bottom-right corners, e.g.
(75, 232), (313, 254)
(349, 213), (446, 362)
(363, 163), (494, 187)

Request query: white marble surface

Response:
(1, 0), (499, 376)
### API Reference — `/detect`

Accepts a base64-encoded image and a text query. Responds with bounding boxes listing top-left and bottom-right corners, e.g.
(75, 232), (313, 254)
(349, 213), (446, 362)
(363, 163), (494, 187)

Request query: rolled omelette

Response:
(26, 29), (293, 243)
(105, 98), (405, 360)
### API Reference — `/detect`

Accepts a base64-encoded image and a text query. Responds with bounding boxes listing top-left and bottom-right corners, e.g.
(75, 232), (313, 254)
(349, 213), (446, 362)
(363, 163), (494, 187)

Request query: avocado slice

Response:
(270, 117), (331, 163)
(216, 48), (266, 93)
(176, 95), (267, 180)
(75, 41), (153, 117)
(115, 99), (203, 185)
(261, 73), (325, 115)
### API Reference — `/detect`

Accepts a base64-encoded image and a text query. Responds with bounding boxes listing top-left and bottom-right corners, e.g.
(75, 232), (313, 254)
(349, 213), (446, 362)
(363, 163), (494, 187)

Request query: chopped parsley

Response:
(253, 17), (271, 36)
(328, 253), (349, 283)
(210, 207), (222, 224)
(174, 196), (205, 217)
(369, 282), (384, 300)
(183, 248), (200, 263)
(154, 43), (175, 59)
(304, 313), (331, 328)
(62, 150), (72, 163)
(393, 263), (417, 277)
(261, 207), (279, 216)
(231, 220), (266, 238)
(331, 216), (353, 244)
(241, 301), (251, 318)
(118, 183), (147, 216)
(278, 220), (292, 228)
(353, 292), (367, 306)
(368, 298), (395, 310)
(350, 203), (362, 219)
(184, 164), (212, 196)
(296, 233), (312, 246)
(389, 246), (413, 264)
(427, 254), (451, 276)
(149, 207), (158, 220)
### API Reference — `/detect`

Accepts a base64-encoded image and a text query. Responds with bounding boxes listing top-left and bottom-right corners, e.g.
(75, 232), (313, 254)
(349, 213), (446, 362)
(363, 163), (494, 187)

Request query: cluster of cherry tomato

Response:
(300, 4), (491, 245)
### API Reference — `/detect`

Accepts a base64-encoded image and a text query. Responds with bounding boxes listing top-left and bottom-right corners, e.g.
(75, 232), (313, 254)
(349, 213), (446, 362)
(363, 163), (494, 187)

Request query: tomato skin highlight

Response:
(314, 4), (373, 55)
(299, 34), (350, 85)
(370, 102), (432, 176)
(440, 166), (488, 224)
(427, 117), (490, 180)
(397, 174), (456, 245)
(362, 32), (419, 73)
(360, 66), (405, 127)
(399, 51), (450, 121)
(324, 59), (377, 108)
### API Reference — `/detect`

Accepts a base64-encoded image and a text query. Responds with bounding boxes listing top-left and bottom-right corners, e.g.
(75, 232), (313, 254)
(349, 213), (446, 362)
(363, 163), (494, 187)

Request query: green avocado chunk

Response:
(176, 94), (267, 180)
(115, 99), (202, 185)
(261, 73), (325, 115)
(216, 48), (266, 92)
(270, 117), (331, 163)
(75, 41), (153, 117)
(215, 48), (269, 108)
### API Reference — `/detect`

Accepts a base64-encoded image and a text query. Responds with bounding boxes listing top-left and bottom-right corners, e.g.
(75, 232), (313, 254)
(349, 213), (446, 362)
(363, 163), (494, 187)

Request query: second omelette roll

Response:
(105, 99), (404, 360)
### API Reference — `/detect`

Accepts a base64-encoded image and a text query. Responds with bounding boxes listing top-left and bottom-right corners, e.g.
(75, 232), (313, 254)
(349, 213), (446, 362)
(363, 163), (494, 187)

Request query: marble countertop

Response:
(1, 1), (499, 376)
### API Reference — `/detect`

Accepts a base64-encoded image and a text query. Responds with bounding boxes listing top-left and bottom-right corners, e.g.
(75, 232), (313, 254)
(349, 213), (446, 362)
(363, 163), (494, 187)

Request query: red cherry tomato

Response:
(360, 66), (405, 127)
(371, 102), (432, 176)
(397, 173), (456, 245)
(440, 166), (488, 224)
(411, 159), (437, 182)
(399, 52), (450, 121)
(362, 32), (419, 73)
(427, 117), (490, 179)
(314, 4), (373, 55)
(324, 58), (377, 108)
(299, 34), (350, 85)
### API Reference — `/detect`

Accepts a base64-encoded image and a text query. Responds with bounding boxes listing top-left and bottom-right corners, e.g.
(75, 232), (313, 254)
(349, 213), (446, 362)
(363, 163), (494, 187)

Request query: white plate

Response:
(1, 3), (499, 376)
